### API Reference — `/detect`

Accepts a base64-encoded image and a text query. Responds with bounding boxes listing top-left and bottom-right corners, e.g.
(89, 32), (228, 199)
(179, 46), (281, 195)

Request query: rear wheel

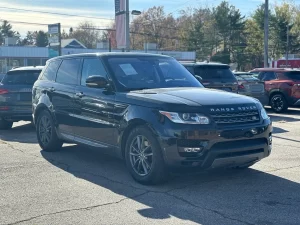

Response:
(270, 94), (288, 113)
(0, 119), (13, 130)
(36, 110), (63, 152)
(125, 126), (168, 185)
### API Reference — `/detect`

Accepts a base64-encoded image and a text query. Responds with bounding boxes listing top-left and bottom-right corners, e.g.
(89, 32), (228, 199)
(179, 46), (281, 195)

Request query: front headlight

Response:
(159, 111), (210, 124)
(260, 108), (269, 120)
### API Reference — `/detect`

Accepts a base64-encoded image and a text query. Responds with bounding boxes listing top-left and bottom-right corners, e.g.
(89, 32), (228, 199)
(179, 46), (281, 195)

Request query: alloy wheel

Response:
(129, 135), (153, 176)
(271, 96), (284, 112)
(39, 115), (52, 146)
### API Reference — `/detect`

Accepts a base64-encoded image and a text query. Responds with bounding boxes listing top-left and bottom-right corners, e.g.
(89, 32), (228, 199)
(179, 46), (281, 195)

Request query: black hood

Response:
(118, 88), (260, 111)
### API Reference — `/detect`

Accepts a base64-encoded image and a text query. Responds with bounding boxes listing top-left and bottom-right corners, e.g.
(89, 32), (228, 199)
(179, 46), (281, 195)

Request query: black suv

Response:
(181, 62), (238, 93)
(0, 66), (43, 129)
(33, 53), (272, 184)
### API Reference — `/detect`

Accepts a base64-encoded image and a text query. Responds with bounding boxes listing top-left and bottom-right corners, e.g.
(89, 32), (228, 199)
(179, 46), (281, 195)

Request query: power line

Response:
(0, 6), (114, 21)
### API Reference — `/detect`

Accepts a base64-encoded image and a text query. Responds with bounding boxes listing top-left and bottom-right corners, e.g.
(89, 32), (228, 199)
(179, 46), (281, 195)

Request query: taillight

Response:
(0, 89), (8, 94)
(238, 84), (245, 90)
(0, 106), (9, 110)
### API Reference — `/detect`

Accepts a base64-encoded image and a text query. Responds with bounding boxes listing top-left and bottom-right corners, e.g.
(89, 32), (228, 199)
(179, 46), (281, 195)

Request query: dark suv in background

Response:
(33, 53), (272, 184)
(0, 66), (43, 129)
(250, 68), (300, 112)
(181, 62), (238, 93)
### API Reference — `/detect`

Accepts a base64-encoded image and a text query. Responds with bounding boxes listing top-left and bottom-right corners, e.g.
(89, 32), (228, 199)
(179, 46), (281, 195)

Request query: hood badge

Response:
(210, 106), (257, 112)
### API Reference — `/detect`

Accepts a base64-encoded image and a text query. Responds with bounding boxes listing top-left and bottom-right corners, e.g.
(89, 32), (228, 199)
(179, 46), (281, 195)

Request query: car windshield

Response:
(105, 56), (203, 91)
(235, 74), (259, 81)
(2, 70), (41, 85)
(286, 71), (300, 81)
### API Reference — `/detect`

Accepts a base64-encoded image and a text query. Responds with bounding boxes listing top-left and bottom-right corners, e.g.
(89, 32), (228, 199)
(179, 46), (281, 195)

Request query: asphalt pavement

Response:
(0, 107), (300, 225)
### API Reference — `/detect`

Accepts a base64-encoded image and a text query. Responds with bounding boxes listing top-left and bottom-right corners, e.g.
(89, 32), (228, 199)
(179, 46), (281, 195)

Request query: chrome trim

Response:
(69, 113), (111, 126)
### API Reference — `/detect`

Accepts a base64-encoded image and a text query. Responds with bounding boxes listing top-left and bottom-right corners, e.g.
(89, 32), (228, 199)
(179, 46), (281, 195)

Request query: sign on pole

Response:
(115, 0), (126, 49)
(48, 23), (61, 58)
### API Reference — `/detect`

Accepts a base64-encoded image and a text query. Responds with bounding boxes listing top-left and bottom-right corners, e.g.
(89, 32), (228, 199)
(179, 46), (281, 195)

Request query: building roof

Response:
(61, 39), (87, 49)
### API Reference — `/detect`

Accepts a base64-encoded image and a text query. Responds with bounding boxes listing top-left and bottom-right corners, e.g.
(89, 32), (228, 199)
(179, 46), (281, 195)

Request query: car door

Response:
(72, 57), (116, 148)
(51, 58), (80, 136)
(259, 71), (277, 93)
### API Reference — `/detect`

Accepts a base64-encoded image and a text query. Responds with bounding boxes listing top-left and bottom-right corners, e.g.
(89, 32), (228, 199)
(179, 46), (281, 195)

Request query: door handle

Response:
(269, 83), (274, 85)
(75, 92), (85, 98)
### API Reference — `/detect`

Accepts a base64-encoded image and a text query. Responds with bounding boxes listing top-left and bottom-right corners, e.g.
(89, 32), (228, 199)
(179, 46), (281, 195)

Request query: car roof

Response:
(9, 66), (44, 72)
(48, 52), (172, 62)
(234, 72), (254, 75)
(181, 62), (229, 67)
(250, 68), (299, 72)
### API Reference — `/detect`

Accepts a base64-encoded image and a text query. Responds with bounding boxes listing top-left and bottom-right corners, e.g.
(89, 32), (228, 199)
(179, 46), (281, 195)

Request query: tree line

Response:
(1, 1), (300, 69)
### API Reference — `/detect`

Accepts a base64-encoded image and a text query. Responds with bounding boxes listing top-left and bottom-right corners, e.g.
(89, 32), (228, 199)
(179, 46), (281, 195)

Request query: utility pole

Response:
(264, 0), (269, 68)
(125, 0), (130, 52)
(286, 25), (289, 67)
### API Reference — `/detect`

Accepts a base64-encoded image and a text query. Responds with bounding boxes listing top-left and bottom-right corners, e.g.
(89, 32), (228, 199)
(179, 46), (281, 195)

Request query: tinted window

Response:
(81, 58), (107, 86)
(285, 71), (300, 81)
(41, 60), (61, 81)
(2, 70), (41, 85)
(184, 66), (195, 74)
(235, 73), (259, 81)
(105, 56), (202, 91)
(260, 72), (276, 81)
(195, 66), (236, 82)
(56, 59), (80, 85)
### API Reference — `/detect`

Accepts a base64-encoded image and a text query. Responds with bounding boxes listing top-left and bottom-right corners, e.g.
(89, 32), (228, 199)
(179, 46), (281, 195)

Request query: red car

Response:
(250, 68), (300, 113)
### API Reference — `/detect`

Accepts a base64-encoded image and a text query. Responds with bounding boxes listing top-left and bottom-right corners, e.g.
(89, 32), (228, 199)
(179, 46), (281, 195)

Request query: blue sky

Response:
(0, 0), (286, 36)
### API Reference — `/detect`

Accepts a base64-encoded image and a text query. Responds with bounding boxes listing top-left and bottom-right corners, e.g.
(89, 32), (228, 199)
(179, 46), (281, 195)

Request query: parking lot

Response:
(0, 107), (300, 225)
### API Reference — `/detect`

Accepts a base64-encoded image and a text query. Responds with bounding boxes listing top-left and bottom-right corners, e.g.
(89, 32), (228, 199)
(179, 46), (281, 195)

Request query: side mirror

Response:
(195, 75), (203, 82)
(86, 76), (109, 89)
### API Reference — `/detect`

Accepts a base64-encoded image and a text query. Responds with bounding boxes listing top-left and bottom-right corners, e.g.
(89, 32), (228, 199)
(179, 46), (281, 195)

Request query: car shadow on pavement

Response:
(41, 145), (300, 225)
(0, 122), (36, 144)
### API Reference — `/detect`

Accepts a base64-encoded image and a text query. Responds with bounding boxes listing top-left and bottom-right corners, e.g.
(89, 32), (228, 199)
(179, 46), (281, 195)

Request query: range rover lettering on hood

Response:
(210, 105), (257, 112)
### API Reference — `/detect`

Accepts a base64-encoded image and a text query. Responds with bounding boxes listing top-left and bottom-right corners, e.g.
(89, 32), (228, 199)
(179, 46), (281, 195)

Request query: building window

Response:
(8, 58), (25, 70)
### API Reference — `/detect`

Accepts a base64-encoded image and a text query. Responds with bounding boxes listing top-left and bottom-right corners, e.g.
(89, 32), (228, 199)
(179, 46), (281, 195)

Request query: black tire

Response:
(125, 126), (168, 185)
(36, 110), (63, 152)
(0, 119), (13, 130)
(270, 94), (288, 113)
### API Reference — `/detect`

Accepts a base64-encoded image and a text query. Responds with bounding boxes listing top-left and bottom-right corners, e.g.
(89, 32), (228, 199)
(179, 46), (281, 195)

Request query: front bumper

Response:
(158, 119), (272, 170)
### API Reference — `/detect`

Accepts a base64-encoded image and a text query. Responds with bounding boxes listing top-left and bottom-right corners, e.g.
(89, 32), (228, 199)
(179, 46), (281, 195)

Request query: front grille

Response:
(211, 110), (260, 125)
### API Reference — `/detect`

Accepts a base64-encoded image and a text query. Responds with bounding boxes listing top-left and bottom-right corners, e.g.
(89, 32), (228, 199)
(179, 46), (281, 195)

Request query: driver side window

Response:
(81, 58), (107, 86)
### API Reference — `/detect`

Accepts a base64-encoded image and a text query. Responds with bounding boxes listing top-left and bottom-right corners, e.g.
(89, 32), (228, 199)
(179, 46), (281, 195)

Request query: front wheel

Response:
(36, 110), (63, 152)
(270, 94), (288, 113)
(125, 126), (168, 185)
(0, 119), (13, 130)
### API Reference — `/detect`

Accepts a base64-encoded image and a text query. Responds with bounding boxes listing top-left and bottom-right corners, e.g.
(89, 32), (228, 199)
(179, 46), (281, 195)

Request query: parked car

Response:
(33, 53), (272, 185)
(234, 72), (268, 105)
(0, 66), (43, 129)
(181, 62), (238, 93)
(249, 68), (300, 113)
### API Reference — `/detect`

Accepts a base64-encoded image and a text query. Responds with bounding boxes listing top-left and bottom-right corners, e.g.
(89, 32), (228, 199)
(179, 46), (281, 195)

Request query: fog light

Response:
(268, 134), (272, 151)
(184, 147), (203, 153)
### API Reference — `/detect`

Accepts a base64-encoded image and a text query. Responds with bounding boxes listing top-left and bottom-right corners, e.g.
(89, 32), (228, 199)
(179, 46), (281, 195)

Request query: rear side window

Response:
(41, 60), (61, 81)
(2, 70), (41, 85)
(56, 59), (80, 85)
(195, 66), (236, 82)
(259, 72), (276, 81)
(285, 71), (300, 81)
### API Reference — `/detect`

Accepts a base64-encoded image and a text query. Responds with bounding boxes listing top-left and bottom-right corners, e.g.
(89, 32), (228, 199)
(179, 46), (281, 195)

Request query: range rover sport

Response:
(32, 53), (272, 184)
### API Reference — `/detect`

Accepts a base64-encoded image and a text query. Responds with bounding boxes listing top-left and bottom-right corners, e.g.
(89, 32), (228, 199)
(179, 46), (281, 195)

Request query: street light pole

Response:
(125, 0), (130, 52)
(264, 0), (269, 68)
(286, 25), (289, 67)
